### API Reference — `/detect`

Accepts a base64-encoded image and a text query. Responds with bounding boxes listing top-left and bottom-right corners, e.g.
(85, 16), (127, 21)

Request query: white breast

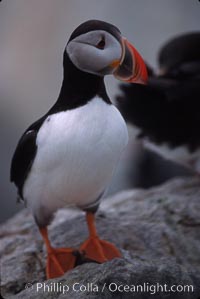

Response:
(24, 97), (128, 221)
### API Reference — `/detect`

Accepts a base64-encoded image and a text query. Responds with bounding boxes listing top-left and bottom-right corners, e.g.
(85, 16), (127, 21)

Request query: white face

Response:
(66, 30), (122, 76)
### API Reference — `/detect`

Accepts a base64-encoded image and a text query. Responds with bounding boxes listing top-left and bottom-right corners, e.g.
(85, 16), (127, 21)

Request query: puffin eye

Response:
(96, 36), (105, 50)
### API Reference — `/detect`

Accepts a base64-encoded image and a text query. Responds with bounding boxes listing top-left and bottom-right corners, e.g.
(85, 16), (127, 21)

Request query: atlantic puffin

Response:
(10, 20), (147, 279)
(116, 32), (200, 173)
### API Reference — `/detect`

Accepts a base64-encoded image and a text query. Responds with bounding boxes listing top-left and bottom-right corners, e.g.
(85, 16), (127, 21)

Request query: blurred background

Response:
(0, 0), (199, 223)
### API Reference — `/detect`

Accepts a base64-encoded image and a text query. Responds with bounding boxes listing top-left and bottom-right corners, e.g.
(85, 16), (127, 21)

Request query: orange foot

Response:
(39, 227), (76, 279)
(79, 212), (121, 263)
(80, 236), (121, 263)
(46, 247), (76, 279)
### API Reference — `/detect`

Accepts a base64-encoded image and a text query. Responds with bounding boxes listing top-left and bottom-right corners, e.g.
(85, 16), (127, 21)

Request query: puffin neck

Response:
(54, 53), (111, 112)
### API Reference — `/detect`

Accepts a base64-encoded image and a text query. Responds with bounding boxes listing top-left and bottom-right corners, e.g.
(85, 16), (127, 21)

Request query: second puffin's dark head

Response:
(64, 20), (148, 84)
(158, 32), (200, 75)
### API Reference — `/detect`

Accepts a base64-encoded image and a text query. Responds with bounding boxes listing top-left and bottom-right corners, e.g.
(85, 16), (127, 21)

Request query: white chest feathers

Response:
(24, 97), (128, 217)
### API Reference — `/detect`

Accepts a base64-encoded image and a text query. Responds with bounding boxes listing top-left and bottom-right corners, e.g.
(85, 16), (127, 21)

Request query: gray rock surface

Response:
(1, 177), (200, 298)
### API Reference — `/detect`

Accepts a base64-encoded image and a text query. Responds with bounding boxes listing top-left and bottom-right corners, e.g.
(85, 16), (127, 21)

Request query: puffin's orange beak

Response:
(113, 37), (148, 84)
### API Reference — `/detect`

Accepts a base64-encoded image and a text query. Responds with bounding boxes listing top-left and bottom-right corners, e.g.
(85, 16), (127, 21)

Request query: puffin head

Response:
(158, 32), (200, 77)
(65, 20), (148, 84)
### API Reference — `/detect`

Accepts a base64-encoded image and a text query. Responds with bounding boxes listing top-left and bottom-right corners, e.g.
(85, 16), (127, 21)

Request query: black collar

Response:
(48, 52), (111, 115)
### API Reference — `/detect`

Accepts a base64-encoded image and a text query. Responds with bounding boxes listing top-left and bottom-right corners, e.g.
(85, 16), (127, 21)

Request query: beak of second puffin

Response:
(112, 37), (148, 84)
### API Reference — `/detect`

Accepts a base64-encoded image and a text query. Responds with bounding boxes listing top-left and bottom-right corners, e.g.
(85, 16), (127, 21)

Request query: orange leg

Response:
(79, 212), (121, 263)
(39, 227), (76, 279)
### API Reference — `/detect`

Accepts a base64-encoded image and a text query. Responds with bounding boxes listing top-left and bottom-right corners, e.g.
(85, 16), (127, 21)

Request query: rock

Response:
(6, 257), (200, 299)
(1, 177), (200, 298)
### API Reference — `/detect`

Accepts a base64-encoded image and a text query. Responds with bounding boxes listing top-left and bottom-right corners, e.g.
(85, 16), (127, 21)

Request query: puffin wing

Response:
(10, 116), (46, 199)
